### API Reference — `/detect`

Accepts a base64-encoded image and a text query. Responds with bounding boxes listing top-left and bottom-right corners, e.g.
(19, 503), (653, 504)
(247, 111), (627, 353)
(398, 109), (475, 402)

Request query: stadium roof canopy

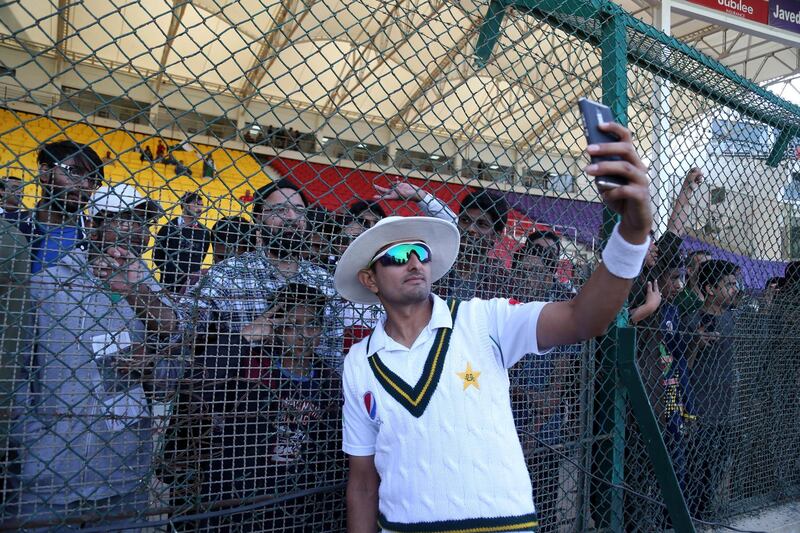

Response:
(2, 0), (800, 156)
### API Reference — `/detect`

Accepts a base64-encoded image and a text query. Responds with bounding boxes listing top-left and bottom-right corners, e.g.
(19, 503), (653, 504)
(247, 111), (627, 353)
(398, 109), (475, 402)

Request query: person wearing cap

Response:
(336, 191), (453, 353)
(182, 174), (342, 370)
(153, 191), (212, 292)
(337, 122), (653, 532)
(85, 183), (179, 336)
(12, 182), (178, 529)
(29, 140), (104, 274)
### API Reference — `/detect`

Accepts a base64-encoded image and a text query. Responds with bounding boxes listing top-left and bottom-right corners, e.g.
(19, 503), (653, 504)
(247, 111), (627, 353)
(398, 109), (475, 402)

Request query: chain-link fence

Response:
(0, 0), (798, 531)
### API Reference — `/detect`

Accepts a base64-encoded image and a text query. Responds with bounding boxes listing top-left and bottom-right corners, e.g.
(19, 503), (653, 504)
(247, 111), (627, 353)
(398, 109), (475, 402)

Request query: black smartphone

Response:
(578, 97), (628, 190)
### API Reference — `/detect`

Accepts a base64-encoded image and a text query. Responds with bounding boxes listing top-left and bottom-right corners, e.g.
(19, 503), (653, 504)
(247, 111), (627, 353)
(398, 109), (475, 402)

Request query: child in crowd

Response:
(163, 283), (341, 532)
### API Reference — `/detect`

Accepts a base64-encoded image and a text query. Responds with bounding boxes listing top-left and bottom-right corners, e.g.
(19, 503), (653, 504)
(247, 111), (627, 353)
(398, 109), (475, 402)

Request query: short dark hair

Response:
(656, 263), (684, 284)
(348, 199), (386, 220)
(181, 192), (202, 205)
(784, 261), (800, 290)
(253, 177), (307, 216)
(0, 176), (23, 190)
(654, 253), (684, 283)
(459, 189), (509, 233)
(698, 260), (740, 296)
(765, 276), (783, 290)
(512, 230), (560, 270)
(528, 230), (560, 253)
(213, 216), (255, 247)
(270, 283), (328, 323)
(38, 140), (104, 183)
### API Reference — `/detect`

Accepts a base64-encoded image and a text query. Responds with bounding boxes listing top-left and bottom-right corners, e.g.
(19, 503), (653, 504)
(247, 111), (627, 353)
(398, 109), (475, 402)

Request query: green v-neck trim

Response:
(367, 299), (460, 418)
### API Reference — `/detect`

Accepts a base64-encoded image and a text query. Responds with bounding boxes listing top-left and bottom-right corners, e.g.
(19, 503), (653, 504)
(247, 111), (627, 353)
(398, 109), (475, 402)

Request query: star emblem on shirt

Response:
(456, 362), (481, 391)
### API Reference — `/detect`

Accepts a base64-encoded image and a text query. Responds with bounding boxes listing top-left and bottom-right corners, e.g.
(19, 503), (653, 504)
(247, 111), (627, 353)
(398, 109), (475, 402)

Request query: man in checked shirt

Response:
(182, 174), (343, 371)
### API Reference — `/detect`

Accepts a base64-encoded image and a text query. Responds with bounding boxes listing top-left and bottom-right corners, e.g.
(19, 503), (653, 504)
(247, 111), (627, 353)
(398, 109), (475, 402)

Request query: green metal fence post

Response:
(591, 328), (622, 531)
(599, 11), (628, 532)
(474, 0), (507, 69)
(767, 127), (797, 168)
(474, 2), (711, 531)
(600, 10), (628, 128)
(617, 327), (697, 533)
(599, 10), (697, 532)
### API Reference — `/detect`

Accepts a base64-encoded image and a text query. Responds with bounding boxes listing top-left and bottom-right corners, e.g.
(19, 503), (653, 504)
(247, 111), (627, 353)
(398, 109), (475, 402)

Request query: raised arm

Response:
(96, 246), (179, 336)
(629, 280), (661, 324)
(537, 122), (652, 350)
(373, 182), (457, 223)
(666, 167), (703, 237)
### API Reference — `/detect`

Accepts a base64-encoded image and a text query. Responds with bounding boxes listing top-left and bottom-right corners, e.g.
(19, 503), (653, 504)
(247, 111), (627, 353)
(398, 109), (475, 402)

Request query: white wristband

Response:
(601, 223), (650, 279)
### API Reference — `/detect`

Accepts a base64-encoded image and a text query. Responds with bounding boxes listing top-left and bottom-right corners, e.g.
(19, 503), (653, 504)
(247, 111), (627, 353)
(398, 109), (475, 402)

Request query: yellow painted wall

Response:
(0, 109), (272, 269)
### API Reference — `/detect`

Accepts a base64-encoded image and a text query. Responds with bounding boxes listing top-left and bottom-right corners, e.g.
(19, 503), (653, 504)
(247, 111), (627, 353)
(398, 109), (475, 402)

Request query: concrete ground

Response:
(707, 502), (800, 533)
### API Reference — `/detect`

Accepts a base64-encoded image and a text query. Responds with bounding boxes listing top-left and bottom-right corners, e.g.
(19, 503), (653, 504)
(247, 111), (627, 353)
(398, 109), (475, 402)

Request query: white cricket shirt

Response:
(343, 294), (551, 532)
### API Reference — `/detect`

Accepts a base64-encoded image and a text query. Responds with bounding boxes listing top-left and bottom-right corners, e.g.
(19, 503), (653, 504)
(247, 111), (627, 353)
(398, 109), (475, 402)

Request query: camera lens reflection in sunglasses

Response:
(369, 242), (431, 268)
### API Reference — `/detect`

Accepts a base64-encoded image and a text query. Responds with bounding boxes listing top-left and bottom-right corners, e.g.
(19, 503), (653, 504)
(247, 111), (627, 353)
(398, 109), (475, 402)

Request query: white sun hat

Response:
(89, 183), (164, 219)
(334, 216), (460, 304)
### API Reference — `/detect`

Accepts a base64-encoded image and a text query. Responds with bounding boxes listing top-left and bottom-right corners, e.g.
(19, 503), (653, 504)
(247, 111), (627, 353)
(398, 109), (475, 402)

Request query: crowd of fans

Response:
(136, 139), (217, 179)
(625, 168), (800, 525)
(242, 126), (313, 153)
(0, 139), (796, 530)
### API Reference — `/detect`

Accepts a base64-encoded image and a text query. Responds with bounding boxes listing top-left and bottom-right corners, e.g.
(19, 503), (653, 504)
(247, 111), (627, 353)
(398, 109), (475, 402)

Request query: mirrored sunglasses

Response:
(368, 241), (431, 268)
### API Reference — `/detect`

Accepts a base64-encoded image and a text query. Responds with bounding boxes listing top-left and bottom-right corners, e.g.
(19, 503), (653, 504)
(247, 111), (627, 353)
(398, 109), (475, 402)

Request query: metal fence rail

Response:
(0, 0), (798, 531)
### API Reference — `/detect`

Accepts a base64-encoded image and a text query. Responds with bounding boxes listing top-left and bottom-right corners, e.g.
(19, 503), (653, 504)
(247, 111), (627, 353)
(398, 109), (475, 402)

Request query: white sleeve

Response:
(417, 192), (457, 223)
(342, 357), (378, 456)
(485, 298), (552, 368)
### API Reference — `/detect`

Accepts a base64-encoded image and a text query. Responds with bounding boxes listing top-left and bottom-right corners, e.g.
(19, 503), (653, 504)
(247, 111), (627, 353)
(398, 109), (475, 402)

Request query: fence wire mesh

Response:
(0, 0), (798, 531)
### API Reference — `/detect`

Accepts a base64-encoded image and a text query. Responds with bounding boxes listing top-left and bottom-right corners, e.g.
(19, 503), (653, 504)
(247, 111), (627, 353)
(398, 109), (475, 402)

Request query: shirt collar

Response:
(178, 216), (198, 227)
(178, 216), (197, 228)
(367, 293), (452, 355)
